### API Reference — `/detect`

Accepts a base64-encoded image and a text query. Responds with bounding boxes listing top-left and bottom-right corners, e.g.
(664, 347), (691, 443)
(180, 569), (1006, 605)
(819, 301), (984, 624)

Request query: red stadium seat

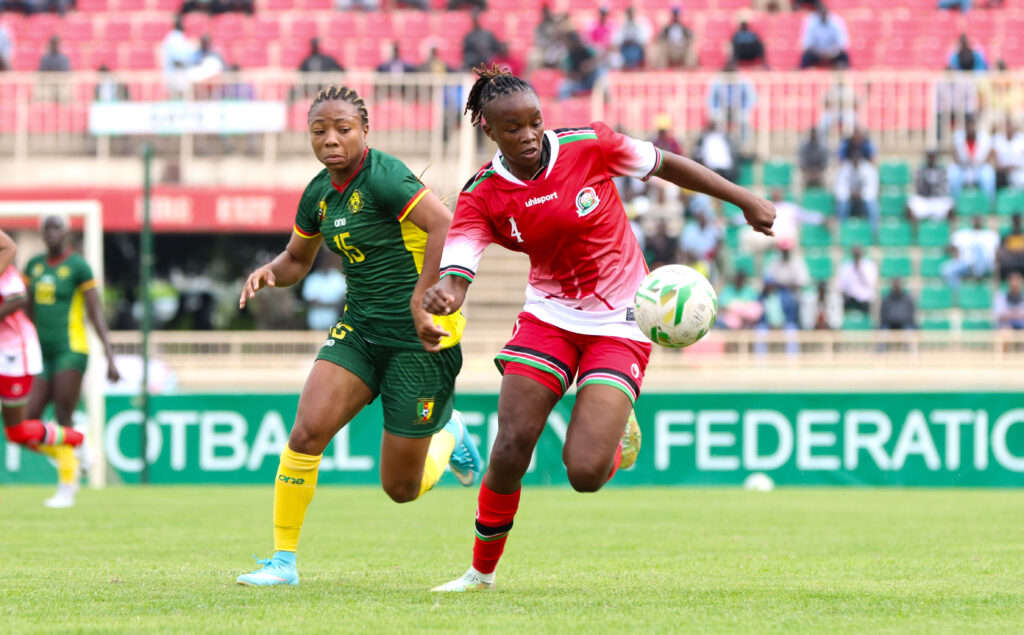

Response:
(153, 0), (181, 9)
(60, 14), (96, 43)
(28, 102), (58, 134)
(12, 45), (41, 71)
(251, 15), (281, 42)
(89, 41), (118, 70)
(0, 103), (17, 134)
(364, 13), (395, 41)
(117, 0), (146, 10)
(103, 16), (134, 42)
(327, 13), (359, 39)
(279, 41), (308, 69)
(140, 18), (173, 42)
(436, 12), (473, 40)
(23, 13), (60, 41)
(123, 42), (157, 70)
(350, 40), (384, 69)
(529, 68), (563, 99)
(237, 41), (271, 69)
(212, 14), (250, 44)
(288, 102), (309, 131)
(266, 0), (298, 10)
(75, 0), (110, 11)
(288, 17), (320, 43)
(302, 0), (332, 8)
(183, 13), (210, 39)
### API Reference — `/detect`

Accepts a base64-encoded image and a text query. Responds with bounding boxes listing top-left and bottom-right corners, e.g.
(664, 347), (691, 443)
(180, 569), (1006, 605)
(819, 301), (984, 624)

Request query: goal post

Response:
(0, 200), (106, 488)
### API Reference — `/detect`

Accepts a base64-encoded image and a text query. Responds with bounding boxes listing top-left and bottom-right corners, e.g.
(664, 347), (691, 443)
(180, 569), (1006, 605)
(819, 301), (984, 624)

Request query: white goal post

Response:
(0, 200), (106, 487)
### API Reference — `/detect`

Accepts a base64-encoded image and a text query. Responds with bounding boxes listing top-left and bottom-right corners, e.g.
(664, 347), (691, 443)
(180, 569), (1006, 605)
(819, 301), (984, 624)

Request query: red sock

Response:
(606, 441), (623, 482)
(472, 482), (521, 575)
(5, 420), (82, 447)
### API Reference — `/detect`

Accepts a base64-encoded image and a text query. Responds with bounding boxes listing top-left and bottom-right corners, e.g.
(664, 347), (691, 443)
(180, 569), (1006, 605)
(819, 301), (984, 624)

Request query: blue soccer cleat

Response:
(236, 552), (299, 587)
(443, 410), (482, 486)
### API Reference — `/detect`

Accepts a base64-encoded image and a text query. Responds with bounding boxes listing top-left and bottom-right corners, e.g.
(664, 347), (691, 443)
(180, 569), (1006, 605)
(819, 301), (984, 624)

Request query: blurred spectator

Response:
(742, 188), (824, 255)
(718, 270), (763, 329)
(679, 208), (719, 266)
(419, 47), (461, 141)
(614, 7), (652, 70)
(394, 0), (426, 8)
(162, 16), (194, 79)
(838, 127), (876, 162)
(95, 64), (130, 102)
(38, 35), (70, 72)
(336, 0), (381, 8)
(909, 150), (955, 220)
(947, 33), (987, 71)
(799, 2), (849, 70)
(798, 128), (829, 188)
(994, 272), (1024, 329)
(463, 10), (502, 71)
(992, 115), (1024, 189)
(766, 242), (810, 294)
(997, 214), (1024, 281)
(757, 277), (800, 336)
(188, 34), (225, 87)
(879, 279), (916, 330)
(0, 22), (12, 71)
(979, 60), (1023, 119)
(948, 115), (995, 202)
(181, 0), (213, 12)
(799, 280), (843, 330)
(655, 6), (695, 69)
(491, 42), (524, 77)
(651, 114), (683, 156)
(752, 0), (791, 10)
(835, 148), (880, 231)
(693, 119), (739, 183)
(938, 0), (973, 11)
(943, 216), (999, 288)
(730, 12), (767, 68)
(217, 64), (255, 100)
(300, 38), (343, 73)
(644, 219), (679, 269)
(302, 256), (347, 331)
(707, 59), (757, 144)
(837, 245), (877, 314)
(559, 31), (600, 100)
(584, 6), (614, 61)
(533, 5), (569, 70)
(449, 0), (486, 8)
(377, 42), (416, 74)
(818, 80), (860, 135)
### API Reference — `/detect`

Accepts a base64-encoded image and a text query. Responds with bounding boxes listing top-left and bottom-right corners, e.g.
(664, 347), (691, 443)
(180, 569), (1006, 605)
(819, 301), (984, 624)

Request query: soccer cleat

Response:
(44, 483), (77, 508)
(74, 423), (93, 478)
(620, 409), (641, 470)
(431, 567), (495, 592)
(236, 552), (299, 587)
(444, 410), (483, 486)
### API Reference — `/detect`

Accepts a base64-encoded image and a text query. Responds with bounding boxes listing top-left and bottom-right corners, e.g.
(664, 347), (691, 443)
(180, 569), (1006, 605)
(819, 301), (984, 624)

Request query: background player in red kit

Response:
(424, 65), (776, 591)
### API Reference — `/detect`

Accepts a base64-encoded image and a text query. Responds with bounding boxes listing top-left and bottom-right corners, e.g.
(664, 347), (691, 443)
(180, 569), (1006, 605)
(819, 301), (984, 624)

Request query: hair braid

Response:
(464, 64), (536, 127)
(307, 84), (370, 126)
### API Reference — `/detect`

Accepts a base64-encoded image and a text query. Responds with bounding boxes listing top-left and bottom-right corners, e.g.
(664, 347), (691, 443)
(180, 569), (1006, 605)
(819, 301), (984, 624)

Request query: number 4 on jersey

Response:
(508, 216), (524, 243)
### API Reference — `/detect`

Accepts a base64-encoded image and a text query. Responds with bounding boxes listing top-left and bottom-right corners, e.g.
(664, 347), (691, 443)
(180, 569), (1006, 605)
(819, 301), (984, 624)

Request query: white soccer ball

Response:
(633, 265), (718, 348)
(743, 472), (775, 492)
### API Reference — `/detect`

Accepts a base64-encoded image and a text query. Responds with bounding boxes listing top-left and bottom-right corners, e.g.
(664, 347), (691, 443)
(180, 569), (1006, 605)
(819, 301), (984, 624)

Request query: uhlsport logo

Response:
(278, 474), (305, 485)
(349, 190), (364, 214)
(417, 398), (435, 424)
(575, 187), (600, 216)
(525, 192), (558, 207)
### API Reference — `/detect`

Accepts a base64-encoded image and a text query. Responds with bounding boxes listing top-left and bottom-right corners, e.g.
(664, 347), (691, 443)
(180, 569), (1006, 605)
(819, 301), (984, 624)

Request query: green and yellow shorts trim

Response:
(316, 321), (462, 438)
(39, 349), (89, 380)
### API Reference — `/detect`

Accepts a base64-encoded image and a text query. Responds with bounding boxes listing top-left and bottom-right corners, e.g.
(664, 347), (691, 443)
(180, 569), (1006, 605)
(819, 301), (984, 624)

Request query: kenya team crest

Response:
(417, 398), (435, 424)
(575, 187), (600, 217)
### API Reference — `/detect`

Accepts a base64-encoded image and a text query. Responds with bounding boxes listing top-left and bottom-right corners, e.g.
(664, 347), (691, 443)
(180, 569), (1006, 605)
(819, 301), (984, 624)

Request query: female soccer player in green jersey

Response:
(235, 85), (483, 587)
(24, 216), (120, 508)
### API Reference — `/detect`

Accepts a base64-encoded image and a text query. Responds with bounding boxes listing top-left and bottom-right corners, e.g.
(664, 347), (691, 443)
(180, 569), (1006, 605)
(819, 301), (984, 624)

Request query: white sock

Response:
(469, 566), (495, 583)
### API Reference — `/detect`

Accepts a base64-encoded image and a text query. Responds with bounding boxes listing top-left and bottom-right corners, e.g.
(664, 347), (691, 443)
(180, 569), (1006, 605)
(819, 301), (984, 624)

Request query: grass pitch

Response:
(1, 486), (1022, 633)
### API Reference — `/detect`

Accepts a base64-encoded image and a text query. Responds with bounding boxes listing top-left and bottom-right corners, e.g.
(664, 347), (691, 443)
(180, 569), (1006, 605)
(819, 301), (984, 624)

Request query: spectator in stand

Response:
(994, 271), (1024, 329)
(707, 59), (757, 145)
(301, 255), (347, 331)
(835, 148), (880, 231)
(180, 0), (212, 13)
(95, 64), (130, 102)
(38, 35), (70, 72)
(938, 0), (973, 12)
(300, 38), (343, 73)
(948, 33), (987, 71)
(335, 0), (381, 8)
(766, 241), (810, 295)
(992, 115), (1024, 190)
(730, 12), (767, 68)
(584, 6), (614, 61)
(756, 276), (801, 351)
(718, 270), (763, 329)
(0, 22), (12, 71)
(644, 218), (679, 269)
(462, 10), (502, 71)
(879, 279), (916, 330)
(838, 127), (876, 162)
(799, 2), (849, 70)
(799, 280), (843, 330)
(837, 245), (877, 314)
(742, 188), (825, 255)
(377, 42), (416, 75)
(614, 6), (652, 70)
(679, 208), (720, 269)
(948, 114), (996, 203)
(162, 16), (194, 97)
(943, 215), (999, 288)
(997, 214), (1024, 281)
(188, 34), (224, 88)
(693, 119), (739, 183)
(798, 127), (829, 189)
(908, 150), (955, 220)
(449, 0), (486, 9)
(818, 80), (861, 135)
(394, 0), (427, 8)
(559, 31), (600, 100)
(655, 5), (695, 69)
(491, 42), (523, 77)
(752, 0), (792, 10)
(532, 4), (569, 70)
(651, 114), (683, 156)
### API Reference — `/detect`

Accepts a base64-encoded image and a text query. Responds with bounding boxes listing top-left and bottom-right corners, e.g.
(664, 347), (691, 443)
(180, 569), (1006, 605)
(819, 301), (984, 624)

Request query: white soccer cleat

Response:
(73, 423), (93, 478)
(431, 567), (495, 592)
(44, 483), (78, 508)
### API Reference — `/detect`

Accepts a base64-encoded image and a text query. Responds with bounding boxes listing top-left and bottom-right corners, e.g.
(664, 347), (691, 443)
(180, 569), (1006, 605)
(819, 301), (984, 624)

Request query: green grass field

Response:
(1, 486), (1022, 633)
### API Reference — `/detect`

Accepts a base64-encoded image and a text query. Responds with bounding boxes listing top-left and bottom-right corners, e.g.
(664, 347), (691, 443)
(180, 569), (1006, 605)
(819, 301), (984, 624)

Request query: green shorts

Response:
(316, 322), (462, 438)
(40, 348), (89, 380)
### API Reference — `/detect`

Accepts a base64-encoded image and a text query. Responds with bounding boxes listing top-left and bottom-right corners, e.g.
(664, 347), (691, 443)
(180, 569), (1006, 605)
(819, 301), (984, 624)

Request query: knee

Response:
(487, 432), (534, 478)
(287, 423), (326, 456)
(565, 462), (609, 493)
(382, 480), (420, 504)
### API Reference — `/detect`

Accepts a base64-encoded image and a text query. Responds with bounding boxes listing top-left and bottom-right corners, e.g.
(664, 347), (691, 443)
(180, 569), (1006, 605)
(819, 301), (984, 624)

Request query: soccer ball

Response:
(633, 265), (718, 348)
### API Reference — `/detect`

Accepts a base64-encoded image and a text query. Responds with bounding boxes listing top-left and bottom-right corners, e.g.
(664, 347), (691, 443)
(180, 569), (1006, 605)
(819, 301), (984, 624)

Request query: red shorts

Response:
(0, 374), (33, 405)
(494, 312), (652, 403)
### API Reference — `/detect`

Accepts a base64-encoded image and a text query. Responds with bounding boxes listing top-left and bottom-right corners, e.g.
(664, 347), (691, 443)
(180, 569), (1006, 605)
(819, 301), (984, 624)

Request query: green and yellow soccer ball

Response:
(634, 265), (718, 348)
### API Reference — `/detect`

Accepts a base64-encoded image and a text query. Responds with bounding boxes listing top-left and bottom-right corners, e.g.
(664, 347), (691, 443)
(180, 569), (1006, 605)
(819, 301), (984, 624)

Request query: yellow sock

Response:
(418, 429), (456, 498)
(38, 445), (79, 485)
(273, 446), (321, 553)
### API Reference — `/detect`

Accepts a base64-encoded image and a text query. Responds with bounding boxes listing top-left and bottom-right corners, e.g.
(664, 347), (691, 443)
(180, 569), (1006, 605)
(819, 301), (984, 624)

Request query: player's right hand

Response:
(742, 196), (776, 237)
(422, 277), (464, 316)
(239, 266), (276, 309)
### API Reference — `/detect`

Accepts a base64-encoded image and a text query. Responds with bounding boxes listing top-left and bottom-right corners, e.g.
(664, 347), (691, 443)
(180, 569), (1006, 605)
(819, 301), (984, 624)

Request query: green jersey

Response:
(25, 251), (96, 354)
(294, 148), (464, 350)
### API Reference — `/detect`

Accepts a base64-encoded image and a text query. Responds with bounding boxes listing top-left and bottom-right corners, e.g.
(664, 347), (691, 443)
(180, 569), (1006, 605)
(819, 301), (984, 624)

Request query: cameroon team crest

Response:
(575, 187), (600, 217)
(349, 190), (363, 214)
(57, 266), (70, 279)
(317, 199), (327, 222)
(417, 398), (435, 423)
(32, 264), (43, 276)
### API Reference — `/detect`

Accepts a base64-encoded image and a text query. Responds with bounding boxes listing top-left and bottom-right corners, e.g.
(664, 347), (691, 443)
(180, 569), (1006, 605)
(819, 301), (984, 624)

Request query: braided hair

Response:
(307, 85), (370, 126)
(464, 64), (536, 128)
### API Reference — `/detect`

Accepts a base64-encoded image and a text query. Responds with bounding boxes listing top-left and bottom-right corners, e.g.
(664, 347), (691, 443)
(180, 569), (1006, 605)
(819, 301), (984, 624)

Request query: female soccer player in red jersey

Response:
(424, 66), (775, 591)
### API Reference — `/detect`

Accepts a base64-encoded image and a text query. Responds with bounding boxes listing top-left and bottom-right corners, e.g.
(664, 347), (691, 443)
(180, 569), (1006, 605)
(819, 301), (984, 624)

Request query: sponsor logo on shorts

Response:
(630, 363), (640, 379)
(417, 398), (435, 424)
(278, 475), (305, 485)
(525, 192), (558, 207)
(625, 307), (635, 321)
(575, 187), (600, 217)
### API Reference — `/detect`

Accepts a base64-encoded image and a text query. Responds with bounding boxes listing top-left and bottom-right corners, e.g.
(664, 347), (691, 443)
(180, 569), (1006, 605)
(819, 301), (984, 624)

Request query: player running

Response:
(424, 66), (775, 591)
(24, 217), (117, 508)
(235, 85), (482, 587)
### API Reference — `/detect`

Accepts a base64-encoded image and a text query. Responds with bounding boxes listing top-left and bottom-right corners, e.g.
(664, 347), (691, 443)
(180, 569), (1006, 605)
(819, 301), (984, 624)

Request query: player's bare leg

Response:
(563, 384), (635, 492)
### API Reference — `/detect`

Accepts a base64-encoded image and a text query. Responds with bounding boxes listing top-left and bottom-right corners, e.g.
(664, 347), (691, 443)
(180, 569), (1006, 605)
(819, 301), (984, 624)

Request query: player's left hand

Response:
(741, 196), (776, 236)
(414, 310), (450, 353)
(107, 358), (121, 383)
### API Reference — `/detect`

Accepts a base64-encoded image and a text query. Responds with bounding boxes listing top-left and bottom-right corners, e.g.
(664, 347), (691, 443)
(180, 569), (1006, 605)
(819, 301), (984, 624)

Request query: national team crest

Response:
(575, 187), (600, 217)
(32, 264), (43, 277)
(348, 190), (363, 214)
(57, 266), (70, 279)
(318, 199), (328, 222)
(417, 398), (435, 423)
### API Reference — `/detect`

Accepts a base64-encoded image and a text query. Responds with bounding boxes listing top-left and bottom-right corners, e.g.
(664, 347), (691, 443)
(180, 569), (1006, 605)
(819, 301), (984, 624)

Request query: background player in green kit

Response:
(24, 215), (120, 508)
(235, 85), (482, 587)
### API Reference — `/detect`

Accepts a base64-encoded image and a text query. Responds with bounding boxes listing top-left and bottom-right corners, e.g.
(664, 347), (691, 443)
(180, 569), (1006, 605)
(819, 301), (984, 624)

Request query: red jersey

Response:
(0, 265), (42, 376)
(441, 122), (662, 341)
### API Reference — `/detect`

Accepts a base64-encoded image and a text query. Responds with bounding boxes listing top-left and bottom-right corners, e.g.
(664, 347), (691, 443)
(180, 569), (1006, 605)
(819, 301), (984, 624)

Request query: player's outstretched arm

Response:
(655, 152), (776, 236)
(239, 232), (322, 309)
(405, 191), (454, 352)
(423, 275), (469, 317)
(0, 229), (17, 273)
